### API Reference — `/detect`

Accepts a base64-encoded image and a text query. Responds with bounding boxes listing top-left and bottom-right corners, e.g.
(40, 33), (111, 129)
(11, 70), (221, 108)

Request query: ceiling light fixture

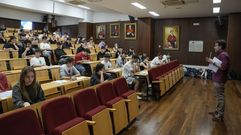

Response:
(56, 0), (65, 2)
(213, 7), (220, 13)
(213, 0), (221, 4)
(131, 2), (146, 9)
(78, 5), (91, 9)
(149, 11), (160, 16)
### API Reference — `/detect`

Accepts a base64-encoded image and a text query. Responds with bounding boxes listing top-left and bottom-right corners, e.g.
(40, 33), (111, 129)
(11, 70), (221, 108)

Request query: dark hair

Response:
(95, 63), (104, 73)
(8, 36), (16, 42)
(65, 57), (74, 63)
(132, 54), (139, 60)
(57, 42), (62, 45)
(34, 48), (42, 53)
(42, 36), (47, 40)
(104, 53), (111, 58)
(215, 40), (226, 49)
(25, 39), (31, 44)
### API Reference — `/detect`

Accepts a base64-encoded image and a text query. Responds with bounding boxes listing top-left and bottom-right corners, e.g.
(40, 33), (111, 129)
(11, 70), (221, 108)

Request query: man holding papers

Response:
(206, 40), (230, 122)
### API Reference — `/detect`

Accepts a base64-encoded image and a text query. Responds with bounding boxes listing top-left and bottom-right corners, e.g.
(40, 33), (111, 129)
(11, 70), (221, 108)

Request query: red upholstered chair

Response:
(113, 77), (139, 122)
(96, 82), (128, 134)
(40, 96), (90, 135)
(0, 108), (45, 135)
(73, 88), (113, 135)
(0, 73), (10, 92)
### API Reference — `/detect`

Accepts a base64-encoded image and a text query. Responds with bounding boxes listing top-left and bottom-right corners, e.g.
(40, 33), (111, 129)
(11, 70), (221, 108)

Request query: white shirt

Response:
(101, 60), (112, 69)
(151, 57), (162, 68)
(116, 56), (125, 67)
(30, 57), (46, 66)
(162, 55), (169, 64)
(122, 61), (134, 78)
(39, 42), (51, 50)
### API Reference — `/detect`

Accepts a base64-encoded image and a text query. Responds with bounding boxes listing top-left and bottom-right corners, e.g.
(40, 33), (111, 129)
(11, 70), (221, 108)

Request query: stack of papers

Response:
(208, 57), (222, 73)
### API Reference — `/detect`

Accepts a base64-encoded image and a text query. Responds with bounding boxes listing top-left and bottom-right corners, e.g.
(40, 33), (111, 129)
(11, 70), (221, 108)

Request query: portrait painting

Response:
(110, 23), (120, 38)
(124, 23), (136, 40)
(96, 24), (106, 39)
(163, 25), (179, 50)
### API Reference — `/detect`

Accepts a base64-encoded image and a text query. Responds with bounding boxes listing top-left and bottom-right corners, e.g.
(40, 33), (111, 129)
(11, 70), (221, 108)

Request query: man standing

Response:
(206, 40), (230, 122)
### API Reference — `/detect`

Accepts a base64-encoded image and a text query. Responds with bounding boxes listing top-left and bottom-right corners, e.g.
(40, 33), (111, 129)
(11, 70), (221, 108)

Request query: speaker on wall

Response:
(128, 15), (135, 23)
(42, 15), (48, 23)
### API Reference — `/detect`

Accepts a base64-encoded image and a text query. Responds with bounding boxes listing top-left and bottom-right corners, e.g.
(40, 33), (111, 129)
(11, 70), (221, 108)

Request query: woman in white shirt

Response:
(30, 49), (46, 67)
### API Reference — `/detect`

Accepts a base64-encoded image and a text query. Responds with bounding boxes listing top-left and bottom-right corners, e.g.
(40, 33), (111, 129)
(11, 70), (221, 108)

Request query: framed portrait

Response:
(110, 23), (120, 38)
(96, 24), (106, 39)
(163, 25), (179, 50)
(124, 23), (137, 40)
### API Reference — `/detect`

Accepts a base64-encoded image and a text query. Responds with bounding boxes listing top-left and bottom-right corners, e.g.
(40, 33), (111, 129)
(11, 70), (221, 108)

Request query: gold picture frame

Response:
(163, 25), (179, 50)
(96, 24), (106, 39)
(124, 23), (136, 40)
(110, 23), (120, 38)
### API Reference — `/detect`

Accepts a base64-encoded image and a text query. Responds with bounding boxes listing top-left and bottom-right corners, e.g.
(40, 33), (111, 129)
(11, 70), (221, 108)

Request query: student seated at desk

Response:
(75, 49), (89, 75)
(12, 66), (45, 108)
(140, 56), (150, 71)
(39, 36), (52, 65)
(0, 73), (10, 92)
(3, 36), (19, 51)
(150, 54), (163, 68)
(101, 53), (112, 70)
(116, 52), (126, 67)
(60, 57), (80, 80)
(62, 38), (73, 49)
(90, 63), (112, 86)
(97, 46), (107, 60)
(21, 40), (35, 58)
(30, 48), (46, 67)
(54, 42), (66, 63)
(123, 55), (142, 99)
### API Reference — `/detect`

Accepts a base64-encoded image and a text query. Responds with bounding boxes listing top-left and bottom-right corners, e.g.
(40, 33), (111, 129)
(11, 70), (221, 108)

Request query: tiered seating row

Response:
(148, 60), (184, 97)
(0, 77), (139, 135)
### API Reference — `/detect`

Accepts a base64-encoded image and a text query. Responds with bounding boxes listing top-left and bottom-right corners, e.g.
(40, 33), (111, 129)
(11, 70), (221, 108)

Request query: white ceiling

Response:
(84, 0), (241, 18)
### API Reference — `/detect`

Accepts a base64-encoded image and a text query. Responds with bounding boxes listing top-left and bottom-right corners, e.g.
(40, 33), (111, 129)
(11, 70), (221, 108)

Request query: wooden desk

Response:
(4, 66), (61, 87)
(41, 76), (90, 95)
(0, 91), (12, 113)
(8, 58), (28, 70)
(0, 60), (8, 72)
(0, 50), (10, 59)
(134, 70), (151, 99)
(106, 68), (123, 78)
(5, 70), (21, 87)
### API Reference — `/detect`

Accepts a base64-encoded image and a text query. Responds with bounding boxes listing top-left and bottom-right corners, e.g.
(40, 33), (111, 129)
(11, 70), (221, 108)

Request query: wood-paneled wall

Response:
(93, 21), (139, 52)
(138, 18), (154, 58)
(227, 13), (241, 79)
(153, 17), (228, 65)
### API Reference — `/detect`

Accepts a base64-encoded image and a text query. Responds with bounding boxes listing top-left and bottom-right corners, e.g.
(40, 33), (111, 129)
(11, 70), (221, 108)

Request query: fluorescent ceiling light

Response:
(149, 11), (160, 16)
(213, 0), (221, 4)
(213, 7), (220, 13)
(78, 5), (91, 9)
(131, 2), (146, 9)
(56, 0), (65, 2)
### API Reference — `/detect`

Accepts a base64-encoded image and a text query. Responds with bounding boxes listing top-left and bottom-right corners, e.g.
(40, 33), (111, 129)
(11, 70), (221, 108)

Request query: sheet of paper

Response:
(208, 57), (222, 73)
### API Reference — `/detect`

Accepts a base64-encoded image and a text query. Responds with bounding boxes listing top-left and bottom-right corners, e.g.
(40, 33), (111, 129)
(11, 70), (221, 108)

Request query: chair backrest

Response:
(113, 77), (129, 96)
(41, 96), (77, 134)
(0, 108), (44, 135)
(0, 73), (10, 91)
(96, 82), (117, 105)
(73, 88), (100, 117)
